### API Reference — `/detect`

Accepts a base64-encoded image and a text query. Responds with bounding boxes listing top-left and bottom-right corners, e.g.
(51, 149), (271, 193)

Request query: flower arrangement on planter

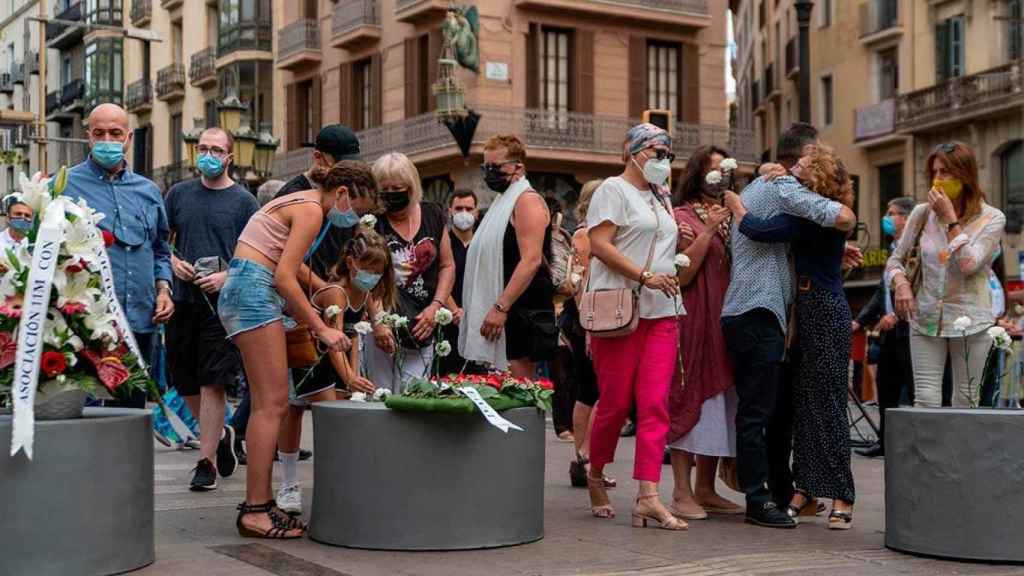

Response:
(0, 171), (152, 454)
(384, 372), (554, 414)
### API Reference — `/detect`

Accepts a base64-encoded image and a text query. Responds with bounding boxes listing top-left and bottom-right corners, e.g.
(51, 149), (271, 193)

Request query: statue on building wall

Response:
(442, 5), (479, 73)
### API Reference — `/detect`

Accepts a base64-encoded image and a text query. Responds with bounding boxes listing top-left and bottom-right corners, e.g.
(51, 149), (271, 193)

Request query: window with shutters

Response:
(205, 99), (218, 128)
(819, 0), (833, 28)
(133, 125), (151, 179)
(170, 113), (183, 165)
(1003, 142), (1024, 231)
(353, 58), (372, 131)
(540, 27), (572, 129)
(296, 79), (316, 147)
(820, 74), (834, 126)
(647, 42), (680, 120)
(935, 15), (965, 82)
(878, 47), (898, 100)
(1009, 0), (1023, 62)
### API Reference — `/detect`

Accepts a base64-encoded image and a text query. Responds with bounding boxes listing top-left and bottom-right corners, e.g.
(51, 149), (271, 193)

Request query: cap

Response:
(306, 124), (361, 161)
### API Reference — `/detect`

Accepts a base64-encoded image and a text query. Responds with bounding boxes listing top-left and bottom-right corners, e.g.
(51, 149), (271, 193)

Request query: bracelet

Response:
(432, 299), (445, 307)
(493, 302), (508, 313)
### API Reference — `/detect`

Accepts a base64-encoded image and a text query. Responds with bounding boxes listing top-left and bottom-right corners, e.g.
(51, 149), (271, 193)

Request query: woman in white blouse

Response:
(584, 123), (686, 531)
(888, 142), (1006, 407)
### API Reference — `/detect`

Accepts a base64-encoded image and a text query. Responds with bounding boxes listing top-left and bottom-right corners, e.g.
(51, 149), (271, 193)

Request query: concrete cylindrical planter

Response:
(0, 408), (154, 575)
(885, 408), (1024, 562)
(310, 401), (545, 550)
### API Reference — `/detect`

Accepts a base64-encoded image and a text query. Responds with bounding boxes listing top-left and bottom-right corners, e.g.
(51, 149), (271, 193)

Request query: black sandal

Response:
(786, 490), (814, 519)
(828, 509), (853, 530)
(570, 453), (616, 489)
(236, 500), (307, 539)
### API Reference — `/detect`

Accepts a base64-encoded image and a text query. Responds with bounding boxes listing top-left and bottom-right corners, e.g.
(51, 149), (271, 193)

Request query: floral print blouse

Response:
(886, 202), (1005, 338)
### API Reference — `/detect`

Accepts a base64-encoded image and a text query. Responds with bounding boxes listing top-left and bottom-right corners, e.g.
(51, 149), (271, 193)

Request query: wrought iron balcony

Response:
(161, 0), (183, 9)
(218, 19), (272, 58)
(130, 0), (152, 27)
(785, 38), (799, 79)
(60, 79), (85, 110)
(896, 60), (1024, 133)
(860, 0), (900, 42)
(47, 2), (85, 51)
(46, 90), (62, 116)
(332, 0), (381, 49)
(855, 99), (896, 141)
(0, 74), (13, 95)
(126, 79), (153, 113)
(510, 0), (709, 28)
(156, 63), (186, 101)
(351, 106), (757, 164)
(277, 19), (322, 70)
(189, 48), (217, 88)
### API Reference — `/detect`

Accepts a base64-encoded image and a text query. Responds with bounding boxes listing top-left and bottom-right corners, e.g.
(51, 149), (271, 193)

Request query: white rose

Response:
(435, 340), (452, 357)
(674, 253), (691, 269)
(360, 214), (377, 228)
(372, 387), (389, 401)
(434, 307), (454, 326)
(393, 315), (409, 329)
(705, 170), (723, 186)
(354, 321), (373, 335)
(987, 326), (1012, 350)
(323, 305), (342, 321)
(953, 316), (972, 332)
(720, 158), (738, 172)
(350, 392), (367, 402)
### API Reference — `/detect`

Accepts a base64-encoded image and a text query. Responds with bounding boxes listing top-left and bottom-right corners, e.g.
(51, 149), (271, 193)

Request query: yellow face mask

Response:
(933, 178), (963, 201)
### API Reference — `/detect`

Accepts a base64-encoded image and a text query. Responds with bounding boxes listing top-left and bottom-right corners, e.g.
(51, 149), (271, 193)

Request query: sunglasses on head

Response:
(934, 142), (958, 154)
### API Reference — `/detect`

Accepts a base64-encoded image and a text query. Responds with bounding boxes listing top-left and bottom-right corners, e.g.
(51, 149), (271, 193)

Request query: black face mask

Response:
(381, 191), (412, 213)
(483, 165), (513, 193)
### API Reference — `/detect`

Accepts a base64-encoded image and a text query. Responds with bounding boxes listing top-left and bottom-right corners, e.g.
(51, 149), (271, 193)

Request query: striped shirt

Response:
(721, 175), (843, 333)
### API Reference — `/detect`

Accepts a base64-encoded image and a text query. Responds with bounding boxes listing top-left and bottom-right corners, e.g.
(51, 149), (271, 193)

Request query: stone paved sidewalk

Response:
(143, 411), (1024, 576)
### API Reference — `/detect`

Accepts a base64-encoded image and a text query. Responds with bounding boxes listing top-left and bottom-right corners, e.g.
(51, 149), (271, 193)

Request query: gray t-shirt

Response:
(164, 178), (259, 303)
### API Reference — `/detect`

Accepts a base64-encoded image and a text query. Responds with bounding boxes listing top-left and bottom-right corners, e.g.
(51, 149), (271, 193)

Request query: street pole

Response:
(36, 0), (47, 172)
(795, 0), (814, 124)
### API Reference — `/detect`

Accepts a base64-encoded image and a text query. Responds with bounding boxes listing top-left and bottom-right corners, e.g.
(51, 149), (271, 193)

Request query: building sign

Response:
(485, 62), (509, 82)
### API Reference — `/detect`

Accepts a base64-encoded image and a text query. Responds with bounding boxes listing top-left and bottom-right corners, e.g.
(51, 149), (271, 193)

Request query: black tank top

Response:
(502, 219), (554, 311)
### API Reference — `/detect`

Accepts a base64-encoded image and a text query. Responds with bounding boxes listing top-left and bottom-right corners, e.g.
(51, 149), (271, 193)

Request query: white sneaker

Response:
(276, 483), (303, 515)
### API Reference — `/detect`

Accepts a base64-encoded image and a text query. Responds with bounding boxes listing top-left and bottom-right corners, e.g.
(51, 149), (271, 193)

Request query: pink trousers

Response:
(589, 318), (678, 482)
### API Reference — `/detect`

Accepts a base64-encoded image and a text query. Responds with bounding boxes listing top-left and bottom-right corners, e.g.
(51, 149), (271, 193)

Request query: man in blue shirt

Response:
(64, 103), (174, 407)
(720, 123), (856, 528)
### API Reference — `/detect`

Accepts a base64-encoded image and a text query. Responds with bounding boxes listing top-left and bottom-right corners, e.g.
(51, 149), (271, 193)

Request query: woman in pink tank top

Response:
(218, 160), (379, 539)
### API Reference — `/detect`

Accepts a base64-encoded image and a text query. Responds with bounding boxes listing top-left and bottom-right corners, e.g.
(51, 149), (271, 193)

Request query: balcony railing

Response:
(332, 0), (380, 43)
(785, 38), (798, 78)
(45, 91), (62, 116)
(860, 0), (900, 38)
(351, 106), (757, 164)
(156, 64), (186, 100)
(896, 60), (1024, 132)
(855, 99), (896, 141)
(60, 79), (85, 108)
(509, 0), (709, 24)
(277, 19), (321, 65)
(46, 2), (85, 50)
(218, 20), (273, 57)
(189, 47), (217, 87)
(85, 88), (123, 113)
(130, 0), (152, 26)
(126, 79), (153, 112)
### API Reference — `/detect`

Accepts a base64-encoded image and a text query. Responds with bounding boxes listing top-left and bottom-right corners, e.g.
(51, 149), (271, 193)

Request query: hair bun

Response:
(308, 165), (330, 187)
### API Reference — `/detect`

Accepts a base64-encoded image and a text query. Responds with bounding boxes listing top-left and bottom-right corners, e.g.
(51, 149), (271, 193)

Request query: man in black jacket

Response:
(852, 196), (917, 458)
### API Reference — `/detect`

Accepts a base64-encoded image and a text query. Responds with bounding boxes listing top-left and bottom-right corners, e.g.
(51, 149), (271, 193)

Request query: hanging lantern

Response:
(218, 92), (248, 134)
(253, 129), (280, 177)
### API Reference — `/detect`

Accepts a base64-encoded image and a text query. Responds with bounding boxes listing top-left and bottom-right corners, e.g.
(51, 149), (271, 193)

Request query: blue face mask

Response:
(327, 205), (360, 229)
(196, 153), (226, 179)
(8, 218), (31, 234)
(881, 215), (896, 237)
(353, 268), (382, 292)
(91, 141), (126, 170)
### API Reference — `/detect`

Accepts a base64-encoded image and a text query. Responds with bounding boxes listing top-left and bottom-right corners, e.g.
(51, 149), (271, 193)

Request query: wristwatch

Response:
(640, 271), (655, 286)
(493, 302), (508, 313)
(947, 221), (961, 233)
(157, 280), (173, 296)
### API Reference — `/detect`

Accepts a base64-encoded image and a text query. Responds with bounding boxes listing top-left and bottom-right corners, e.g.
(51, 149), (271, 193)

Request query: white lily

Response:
(62, 217), (104, 263)
(84, 296), (119, 344)
(953, 316), (972, 332)
(987, 326), (1013, 350)
(54, 269), (100, 308)
(17, 171), (52, 214)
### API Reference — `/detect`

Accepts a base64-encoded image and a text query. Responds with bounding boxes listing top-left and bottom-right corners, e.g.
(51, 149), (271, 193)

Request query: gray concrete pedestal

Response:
(310, 401), (545, 550)
(0, 408), (155, 576)
(885, 408), (1024, 562)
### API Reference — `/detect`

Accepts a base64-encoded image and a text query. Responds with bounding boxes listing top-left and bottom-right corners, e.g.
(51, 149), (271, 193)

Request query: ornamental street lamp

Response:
(253, 129), (280, 177)
(217, 93), (248, 134)
(183, 122), (203, 169)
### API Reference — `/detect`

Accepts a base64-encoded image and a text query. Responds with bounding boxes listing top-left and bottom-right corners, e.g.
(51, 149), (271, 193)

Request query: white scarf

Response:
(459, 177), (532, 370)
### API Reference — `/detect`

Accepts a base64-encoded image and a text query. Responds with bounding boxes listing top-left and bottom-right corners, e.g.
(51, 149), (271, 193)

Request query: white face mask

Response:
(452, 211), (476, 231)
(633, 152), (671, 187)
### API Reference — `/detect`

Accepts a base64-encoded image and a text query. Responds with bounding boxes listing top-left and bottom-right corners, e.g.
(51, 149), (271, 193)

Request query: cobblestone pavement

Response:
(143, 410), (1024, 576)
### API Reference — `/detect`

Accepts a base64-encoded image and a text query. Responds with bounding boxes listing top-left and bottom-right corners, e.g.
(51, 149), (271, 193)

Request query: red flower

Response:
(101, 229), (115, 247)
(61, 302), (87, 316)
(41, 351), (67, 378)
(81, 350), (130, 391)
(0, 332), (16, 369)
(65, 260), (86, 273)
(537, 378), (555, 391)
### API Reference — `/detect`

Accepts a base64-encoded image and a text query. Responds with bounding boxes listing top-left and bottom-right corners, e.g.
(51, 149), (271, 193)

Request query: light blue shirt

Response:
(721, 175), (843, 333)
(64, 158), (173, 334)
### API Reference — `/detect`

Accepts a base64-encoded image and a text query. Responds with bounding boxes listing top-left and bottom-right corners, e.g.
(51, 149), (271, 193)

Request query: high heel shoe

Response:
(786, 489), (818, 519)
(587, 474), (615, 519)
(828, 506), (853, 530)
(571, 453), (616, 488)
(632, 494), (688, 531)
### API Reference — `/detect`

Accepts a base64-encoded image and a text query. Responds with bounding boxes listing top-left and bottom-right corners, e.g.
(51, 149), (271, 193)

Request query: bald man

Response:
(64, 103), (174, 407)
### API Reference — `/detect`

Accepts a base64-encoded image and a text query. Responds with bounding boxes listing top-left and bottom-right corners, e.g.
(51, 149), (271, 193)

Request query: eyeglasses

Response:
(934, 142), (958, 154)
(197, 145), (230, 157)
(480, 161), (517, 173)
(647, 148), (676, 162)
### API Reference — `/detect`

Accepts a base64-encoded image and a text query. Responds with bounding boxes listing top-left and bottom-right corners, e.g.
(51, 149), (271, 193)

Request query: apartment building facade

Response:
(733, 0), (1023, 276)
(272, 0), (752, 220)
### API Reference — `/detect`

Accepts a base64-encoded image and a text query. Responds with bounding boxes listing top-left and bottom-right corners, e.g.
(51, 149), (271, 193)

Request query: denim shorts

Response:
(218, 258), (284, 339)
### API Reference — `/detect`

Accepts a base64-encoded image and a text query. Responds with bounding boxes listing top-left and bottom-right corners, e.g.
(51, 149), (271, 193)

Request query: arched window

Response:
(1002, 141), (1024, 232)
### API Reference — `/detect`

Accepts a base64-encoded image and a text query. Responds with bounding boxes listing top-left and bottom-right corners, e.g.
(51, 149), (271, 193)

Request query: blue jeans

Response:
(218, 258), (283, 339)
